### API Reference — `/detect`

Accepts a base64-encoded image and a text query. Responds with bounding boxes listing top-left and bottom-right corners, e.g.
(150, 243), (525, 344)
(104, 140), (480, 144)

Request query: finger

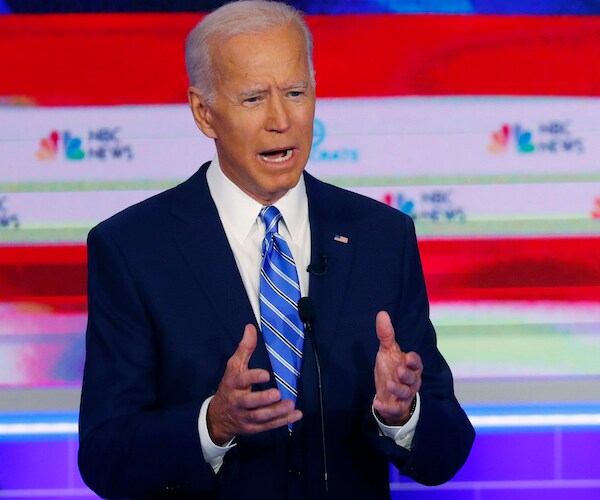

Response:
(236, 324), (258, 370)
(236, 367), (271, 388)
(372, 396), (386, 414)
(396, 365), (418, 387)
(375, 380), (414, 408)
(247, 398), (296, 420)
(374, 395), (399, 414)
(404, 352), (423, 372)
(246, 407), (303, 431)
(375, 311), (398, 350)
(240, 387), (282, 409)
(373, 395), (406, 415)
(385, 379), (413, 400)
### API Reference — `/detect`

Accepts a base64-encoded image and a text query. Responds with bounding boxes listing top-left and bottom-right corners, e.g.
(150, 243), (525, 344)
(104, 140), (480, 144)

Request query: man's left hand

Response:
(373, 311), (423, 426)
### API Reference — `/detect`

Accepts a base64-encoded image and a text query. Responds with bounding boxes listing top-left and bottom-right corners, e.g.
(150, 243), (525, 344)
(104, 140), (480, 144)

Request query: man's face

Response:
(189, 24), (316, 205)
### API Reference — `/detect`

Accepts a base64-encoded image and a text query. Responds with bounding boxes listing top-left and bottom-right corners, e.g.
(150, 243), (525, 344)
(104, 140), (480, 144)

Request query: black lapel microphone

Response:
(298, 297), (329, 499)
(306, 254), (328, 276)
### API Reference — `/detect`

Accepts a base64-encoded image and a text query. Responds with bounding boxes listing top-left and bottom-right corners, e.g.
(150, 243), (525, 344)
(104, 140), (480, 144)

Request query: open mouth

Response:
(259, 148), (293, 163)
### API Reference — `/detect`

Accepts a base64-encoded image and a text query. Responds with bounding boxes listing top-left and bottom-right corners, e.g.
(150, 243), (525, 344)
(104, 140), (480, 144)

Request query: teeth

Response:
(260, 149), (292, 163)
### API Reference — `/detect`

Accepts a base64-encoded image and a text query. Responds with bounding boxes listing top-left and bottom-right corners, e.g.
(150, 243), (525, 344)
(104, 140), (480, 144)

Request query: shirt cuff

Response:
(198, 396), (236, 473)
(372, 393), (421, 450)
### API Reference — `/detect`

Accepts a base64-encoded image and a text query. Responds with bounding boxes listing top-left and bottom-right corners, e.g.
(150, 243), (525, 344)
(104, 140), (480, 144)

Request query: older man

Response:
(78, 1), (474, 498)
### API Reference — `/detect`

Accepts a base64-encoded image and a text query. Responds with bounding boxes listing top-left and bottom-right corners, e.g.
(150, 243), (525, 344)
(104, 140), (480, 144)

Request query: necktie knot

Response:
(260, 205), (282, 237)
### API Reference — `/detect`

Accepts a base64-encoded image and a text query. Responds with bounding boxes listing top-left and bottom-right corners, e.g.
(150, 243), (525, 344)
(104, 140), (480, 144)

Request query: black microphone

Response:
(297, 297), (316, 325)
(298, 297), (329, 499)
(307, 254), (328, 276)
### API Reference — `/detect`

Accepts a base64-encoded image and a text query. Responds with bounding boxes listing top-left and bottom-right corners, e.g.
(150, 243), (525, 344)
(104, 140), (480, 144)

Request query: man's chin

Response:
(254, 176), (304, 204)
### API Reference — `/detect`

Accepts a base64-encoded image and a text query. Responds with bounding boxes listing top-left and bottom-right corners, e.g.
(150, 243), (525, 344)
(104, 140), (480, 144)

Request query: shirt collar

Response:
(206, 155), (308, 244)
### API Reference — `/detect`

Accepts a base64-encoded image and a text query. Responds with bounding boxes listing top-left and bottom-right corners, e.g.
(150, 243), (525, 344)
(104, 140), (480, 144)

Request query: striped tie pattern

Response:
(259, 206), (304, 412)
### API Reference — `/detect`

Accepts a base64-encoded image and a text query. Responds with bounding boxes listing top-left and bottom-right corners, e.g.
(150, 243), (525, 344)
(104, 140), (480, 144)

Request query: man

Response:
(78, 1), (474, 498)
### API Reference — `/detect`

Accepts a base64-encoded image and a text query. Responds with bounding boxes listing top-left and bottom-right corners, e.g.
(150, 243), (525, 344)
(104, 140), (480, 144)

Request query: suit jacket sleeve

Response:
(363, 215), (475, 486)
(78, 224), (216, 498)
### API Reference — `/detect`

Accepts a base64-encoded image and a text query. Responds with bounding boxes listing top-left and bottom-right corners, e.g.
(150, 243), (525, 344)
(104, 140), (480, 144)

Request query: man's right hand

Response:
(207, 324), (302, 445)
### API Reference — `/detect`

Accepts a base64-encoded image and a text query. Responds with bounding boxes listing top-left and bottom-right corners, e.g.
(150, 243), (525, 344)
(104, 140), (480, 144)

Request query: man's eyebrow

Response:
(239, 87), (267, 98)
(284, 80), (310, 90)
(238, 81), (310, 98)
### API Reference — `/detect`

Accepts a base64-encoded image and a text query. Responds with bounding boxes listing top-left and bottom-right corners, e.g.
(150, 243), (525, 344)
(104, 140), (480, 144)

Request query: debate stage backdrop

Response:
(0, 1), (599, 498)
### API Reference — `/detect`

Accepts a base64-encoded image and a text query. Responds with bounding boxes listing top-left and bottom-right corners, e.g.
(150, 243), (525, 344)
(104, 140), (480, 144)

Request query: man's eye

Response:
(288, 91), (303, 98)
(244, 96), (261, 104)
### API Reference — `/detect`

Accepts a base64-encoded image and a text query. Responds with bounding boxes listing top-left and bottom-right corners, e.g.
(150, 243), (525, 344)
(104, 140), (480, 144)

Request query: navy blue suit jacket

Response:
(79, 162), (474, 499)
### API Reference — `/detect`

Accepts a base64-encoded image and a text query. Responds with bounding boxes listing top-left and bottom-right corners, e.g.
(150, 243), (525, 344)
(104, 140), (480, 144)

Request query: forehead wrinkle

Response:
(211, 26), (312, 105)
(233, 50), (307, 87)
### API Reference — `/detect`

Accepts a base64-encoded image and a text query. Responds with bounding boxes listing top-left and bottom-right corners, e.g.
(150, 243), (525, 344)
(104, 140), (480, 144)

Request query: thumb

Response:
(236, 324), (258, 369)
(376, 311), (398, 350)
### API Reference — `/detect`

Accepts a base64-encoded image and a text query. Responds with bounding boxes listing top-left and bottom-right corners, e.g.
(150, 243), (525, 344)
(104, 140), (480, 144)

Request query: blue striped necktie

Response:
(259, 206), (304, 417)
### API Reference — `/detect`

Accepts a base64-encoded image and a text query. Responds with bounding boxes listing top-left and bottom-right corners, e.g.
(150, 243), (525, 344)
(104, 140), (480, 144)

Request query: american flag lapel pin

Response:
(333, 234), (349, 244)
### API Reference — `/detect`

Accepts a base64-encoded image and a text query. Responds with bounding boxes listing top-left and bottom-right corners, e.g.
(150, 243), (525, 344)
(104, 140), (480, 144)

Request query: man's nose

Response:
(266, 95), (291, 132)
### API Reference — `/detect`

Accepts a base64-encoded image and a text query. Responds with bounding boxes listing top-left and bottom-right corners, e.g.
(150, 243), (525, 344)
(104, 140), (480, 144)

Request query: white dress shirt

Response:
(198, 157), (419, 473)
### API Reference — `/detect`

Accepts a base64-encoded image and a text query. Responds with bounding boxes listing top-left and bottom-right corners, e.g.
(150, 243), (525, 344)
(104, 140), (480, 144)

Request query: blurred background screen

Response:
(0, 1), (599, 499)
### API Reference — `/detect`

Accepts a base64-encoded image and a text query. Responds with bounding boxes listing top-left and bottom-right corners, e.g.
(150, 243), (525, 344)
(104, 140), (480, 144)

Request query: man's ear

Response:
(188, 87), (217, 139)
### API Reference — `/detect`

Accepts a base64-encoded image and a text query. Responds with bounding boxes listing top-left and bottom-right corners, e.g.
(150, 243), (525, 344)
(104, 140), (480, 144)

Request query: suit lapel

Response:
(304, 173), (356, 366)
(292, 173), (356, 438)
(168, 163), (273, 376)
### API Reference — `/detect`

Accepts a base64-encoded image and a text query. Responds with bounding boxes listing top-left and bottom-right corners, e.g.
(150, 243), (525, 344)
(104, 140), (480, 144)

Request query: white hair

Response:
(185, 0), (315, 104)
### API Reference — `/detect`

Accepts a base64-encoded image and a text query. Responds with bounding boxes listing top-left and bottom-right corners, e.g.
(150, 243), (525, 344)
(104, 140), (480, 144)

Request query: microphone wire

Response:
(298, 297), (329, 499)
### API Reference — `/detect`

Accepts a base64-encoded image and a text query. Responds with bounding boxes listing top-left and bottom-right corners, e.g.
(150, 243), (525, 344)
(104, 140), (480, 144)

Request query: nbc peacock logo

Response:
(488, 124), (535, 153)
(36, 130), (85, 160)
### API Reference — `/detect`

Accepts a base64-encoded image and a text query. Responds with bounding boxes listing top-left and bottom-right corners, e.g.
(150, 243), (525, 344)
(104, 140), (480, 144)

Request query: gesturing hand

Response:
(373, 311), (423, 426)
(207, 324), (302, 445)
